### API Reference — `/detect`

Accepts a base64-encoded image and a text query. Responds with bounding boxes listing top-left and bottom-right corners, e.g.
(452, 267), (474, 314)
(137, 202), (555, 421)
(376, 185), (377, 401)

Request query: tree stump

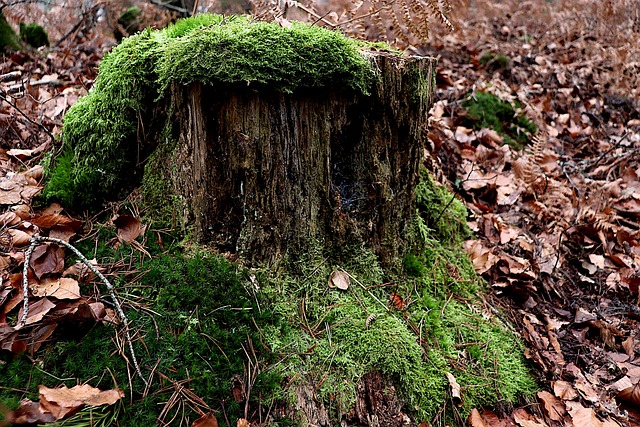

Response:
(165, 53), (436, 263)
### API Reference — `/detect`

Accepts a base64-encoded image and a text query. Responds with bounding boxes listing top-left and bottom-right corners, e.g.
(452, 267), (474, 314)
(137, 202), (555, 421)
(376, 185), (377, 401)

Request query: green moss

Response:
(43, 14), (375, 210)
(462, 91), (537, 149)
(479, 52), (509, 71)
(415, 169), (470, 243)
(1, 175), (538, 423)
(0, 229), (278, 427)
(19, 22), (49, 48)
(0, 13), (21, 52)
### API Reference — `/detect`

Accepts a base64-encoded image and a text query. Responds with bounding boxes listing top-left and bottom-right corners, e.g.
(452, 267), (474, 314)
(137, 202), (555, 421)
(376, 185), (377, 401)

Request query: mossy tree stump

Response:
(165, 53), (435, 262)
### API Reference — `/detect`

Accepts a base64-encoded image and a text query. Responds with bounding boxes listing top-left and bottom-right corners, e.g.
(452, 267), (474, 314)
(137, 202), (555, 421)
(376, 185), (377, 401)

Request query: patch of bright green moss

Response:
(0, 13), (21, 52)
(42, 13), (375, 210)
(19, 22), (49, 48)
(462, 91), (537, 149)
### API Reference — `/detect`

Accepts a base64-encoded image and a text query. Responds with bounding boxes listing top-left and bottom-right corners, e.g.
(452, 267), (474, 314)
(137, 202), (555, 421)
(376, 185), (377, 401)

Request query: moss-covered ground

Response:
(1, 172), (537, 426)
(462, 91), (537, 149)
(42, 13), (375, 210)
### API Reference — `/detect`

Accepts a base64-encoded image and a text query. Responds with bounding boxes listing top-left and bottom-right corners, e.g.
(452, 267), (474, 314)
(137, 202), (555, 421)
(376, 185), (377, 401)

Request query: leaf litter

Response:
(1, 0), (640, 425)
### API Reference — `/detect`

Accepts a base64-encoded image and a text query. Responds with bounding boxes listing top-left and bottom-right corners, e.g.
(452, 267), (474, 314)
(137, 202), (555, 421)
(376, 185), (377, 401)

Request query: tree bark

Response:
(165, 53), (436, 263)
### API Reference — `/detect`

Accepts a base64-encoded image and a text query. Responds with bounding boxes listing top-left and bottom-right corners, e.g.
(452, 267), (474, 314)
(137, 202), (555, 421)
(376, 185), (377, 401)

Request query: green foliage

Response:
(42, 29), (161, 208)
(479, 52), (509, 71)
(0, 230), (277, 426)
(462, 91), (537, 149)
(0, 13), (21, 52)
(19, 22), (49, 48)
(43, 13), (375, 210)
(415, 169), (471, 243)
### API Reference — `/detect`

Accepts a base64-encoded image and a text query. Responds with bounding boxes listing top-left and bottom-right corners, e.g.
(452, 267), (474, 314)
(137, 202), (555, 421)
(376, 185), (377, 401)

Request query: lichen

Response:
(42, 14), (375, 210)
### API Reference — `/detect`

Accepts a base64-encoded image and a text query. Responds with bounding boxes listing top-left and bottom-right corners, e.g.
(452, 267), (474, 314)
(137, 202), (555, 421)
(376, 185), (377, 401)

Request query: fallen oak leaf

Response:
(192, 412), (219, 427)
(30, 244), (65, 279)
(328, 270), (350, 290)
(113, 214), (143, 244)
(537, 390), (566, 421)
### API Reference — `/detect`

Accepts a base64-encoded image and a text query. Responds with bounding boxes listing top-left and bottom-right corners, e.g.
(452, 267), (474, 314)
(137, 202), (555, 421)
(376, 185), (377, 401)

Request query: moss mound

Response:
(0, 13), (21, 52)
(42, 14), (374, 210)
(462, 91), (537, 149)
(19, 22), (49, 48)
(2, 174), (537, 426)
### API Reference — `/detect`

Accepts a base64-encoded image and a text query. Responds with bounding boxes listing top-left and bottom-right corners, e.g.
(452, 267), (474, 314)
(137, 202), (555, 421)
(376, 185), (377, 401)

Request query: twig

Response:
(18, 234), (148, 386)
(0, 92), (55, 143)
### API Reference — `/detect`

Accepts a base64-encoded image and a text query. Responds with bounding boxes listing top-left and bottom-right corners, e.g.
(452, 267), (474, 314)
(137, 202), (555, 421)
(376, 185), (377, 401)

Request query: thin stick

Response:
(18, 234), (148, 386)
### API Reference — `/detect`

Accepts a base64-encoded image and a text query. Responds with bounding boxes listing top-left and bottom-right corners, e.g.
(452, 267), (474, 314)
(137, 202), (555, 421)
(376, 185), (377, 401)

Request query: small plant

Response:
(479, 52), (509, 71)
(19, 22), (49, 48)
(462, 91), (537, 149)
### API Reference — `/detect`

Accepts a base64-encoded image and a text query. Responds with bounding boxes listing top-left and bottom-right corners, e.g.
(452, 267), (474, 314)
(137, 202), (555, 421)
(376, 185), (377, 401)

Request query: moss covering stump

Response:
(38, 14), (538, 426)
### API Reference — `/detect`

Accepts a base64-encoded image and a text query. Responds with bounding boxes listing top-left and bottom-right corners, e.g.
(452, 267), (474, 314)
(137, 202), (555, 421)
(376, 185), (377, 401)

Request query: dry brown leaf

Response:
(32, 277), (80, 300)
(39, 384), (124, 408)
(27, 323), (57, 353)
(237, 418), (250, 427)
(389, 292), (405, 310)
(513, 408), (547, 427)
(30, 244), (65, 279)
(469, 408), (488, 427)
(0, 211), (21, 226)
(622, 336), (635, 359)
(0, 180), (23, 205)
(565, 401), (602, 427)
(6, 399), (57, 424)
(49, 225), (77, 242)
(617, 382), (640, 406)
(114, 214), (143, 244)
(328, 270), (350, 290)
(446, 372), (462, 405)
(30, 213), (82, 231)
(537, 390), (566, 421)
(8, 228), (32, 246)
(191, 412), (219, 427)
(553, 380), (579, 400)
(20, 298), (56, 325)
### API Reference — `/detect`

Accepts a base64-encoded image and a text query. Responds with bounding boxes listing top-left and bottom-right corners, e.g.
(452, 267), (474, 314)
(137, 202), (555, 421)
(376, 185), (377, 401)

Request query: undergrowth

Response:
(41, 13), (375, 210)
(462, 91), (537, 149)
(1, 172), (536, 425)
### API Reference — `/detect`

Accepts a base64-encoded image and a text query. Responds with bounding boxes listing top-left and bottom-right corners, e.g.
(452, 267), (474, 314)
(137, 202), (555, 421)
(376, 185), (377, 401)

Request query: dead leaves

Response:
(328, 269), (350, 290)
(6, 384), (123, 425)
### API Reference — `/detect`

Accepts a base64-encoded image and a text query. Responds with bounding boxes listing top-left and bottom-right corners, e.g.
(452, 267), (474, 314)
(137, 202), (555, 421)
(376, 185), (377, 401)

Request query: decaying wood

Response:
(164, 53), (436, 263)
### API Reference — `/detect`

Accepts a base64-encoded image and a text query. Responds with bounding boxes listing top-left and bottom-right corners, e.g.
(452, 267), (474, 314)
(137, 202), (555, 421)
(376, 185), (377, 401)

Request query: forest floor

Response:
(1, 1), (639, 426)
